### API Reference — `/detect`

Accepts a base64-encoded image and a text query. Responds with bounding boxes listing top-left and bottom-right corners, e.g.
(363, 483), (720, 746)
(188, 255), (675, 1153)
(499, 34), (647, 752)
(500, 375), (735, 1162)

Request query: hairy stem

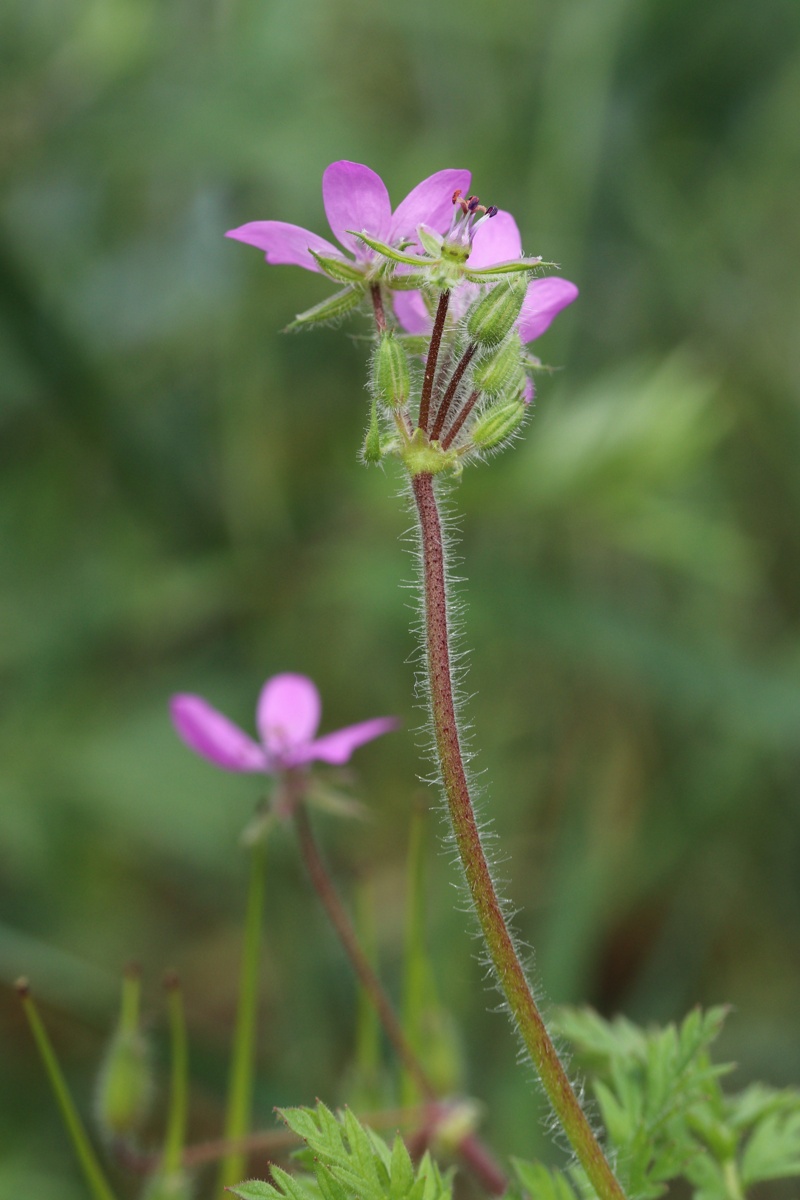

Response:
(430, 343), (477, 442)
(371, 284), (387, 334)
(410, 471), (627, 1200)
(418, 291), (450, 434)
(293, 801), (507, 1196)
(441, 389), (479, 451)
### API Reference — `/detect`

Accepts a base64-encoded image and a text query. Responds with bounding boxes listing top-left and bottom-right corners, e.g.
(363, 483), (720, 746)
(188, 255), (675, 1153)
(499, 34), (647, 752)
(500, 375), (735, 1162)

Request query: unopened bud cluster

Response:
(362, 272), (536, 475)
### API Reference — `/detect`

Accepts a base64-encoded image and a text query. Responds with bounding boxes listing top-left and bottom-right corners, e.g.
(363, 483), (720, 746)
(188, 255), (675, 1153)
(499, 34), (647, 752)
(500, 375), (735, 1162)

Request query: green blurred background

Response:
(2, 0), (800, 1194)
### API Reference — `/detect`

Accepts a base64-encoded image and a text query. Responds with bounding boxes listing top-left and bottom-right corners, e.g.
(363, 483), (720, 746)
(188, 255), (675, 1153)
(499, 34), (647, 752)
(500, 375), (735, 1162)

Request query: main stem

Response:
(410, 471), (627, 1200)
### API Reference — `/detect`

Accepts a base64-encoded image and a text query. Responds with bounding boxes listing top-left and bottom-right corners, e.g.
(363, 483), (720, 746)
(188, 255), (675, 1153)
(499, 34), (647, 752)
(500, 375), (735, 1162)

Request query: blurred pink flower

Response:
(171, 673), (397, 773)
(226, 160), (471, 274)
(394, 210), (578, 345)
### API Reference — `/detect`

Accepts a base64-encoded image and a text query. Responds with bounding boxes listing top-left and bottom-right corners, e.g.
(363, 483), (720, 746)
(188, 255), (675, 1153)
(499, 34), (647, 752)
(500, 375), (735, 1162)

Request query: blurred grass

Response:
(2, 0), (800, 1192)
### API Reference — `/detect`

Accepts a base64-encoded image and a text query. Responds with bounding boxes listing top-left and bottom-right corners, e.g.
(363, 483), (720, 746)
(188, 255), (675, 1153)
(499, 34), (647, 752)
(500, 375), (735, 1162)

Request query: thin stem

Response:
(293, 800), (507, 1197)
(441, 390), (480, 451)
(217, 835), (268, 1192)
(16, 979), (118, 1200)
(163, 974), (189, 1177)
(293, 801), (435, 1100)
(429, 343), (477, 442)
(371, 284), (387, 334)
(401, 802), (428, 1106)
(418, 291), (450, 434)
(410, 473), (628, 1200)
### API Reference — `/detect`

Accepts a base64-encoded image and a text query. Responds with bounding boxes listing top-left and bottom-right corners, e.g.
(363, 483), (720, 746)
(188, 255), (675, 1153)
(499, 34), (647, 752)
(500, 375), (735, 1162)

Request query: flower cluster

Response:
(228, 160), (577, 472)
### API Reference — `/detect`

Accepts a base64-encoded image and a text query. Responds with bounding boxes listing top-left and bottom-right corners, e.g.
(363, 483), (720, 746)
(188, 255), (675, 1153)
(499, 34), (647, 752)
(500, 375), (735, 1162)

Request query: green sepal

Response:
(308, 249), (366, 283)
(95, 1027), (152, 1138)
(287, 286), (364, 330)
(466, 279), (527, 347)
(463, 257), (543, 282)
(388, 273), (428, 291)
(347, 231), (430, 266)
(416, 225), (444, 258)
(472, 399), (527, 450)
(372, 333), (411, 408)
(473, 336), (526, 397)
(362, 401), (383, 464)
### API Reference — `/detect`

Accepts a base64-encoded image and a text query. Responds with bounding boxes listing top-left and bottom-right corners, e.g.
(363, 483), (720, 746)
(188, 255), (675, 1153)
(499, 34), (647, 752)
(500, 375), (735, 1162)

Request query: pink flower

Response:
(171, 673), (398, 773)
(226, 161), (471, 275)
(393, 210), (579, 344)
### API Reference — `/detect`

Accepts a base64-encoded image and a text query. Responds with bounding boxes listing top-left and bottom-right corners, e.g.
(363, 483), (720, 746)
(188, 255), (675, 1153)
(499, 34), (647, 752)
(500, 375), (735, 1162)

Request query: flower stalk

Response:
(217, 833), (269, 1192)
(410, 471), (627, 1200)
(292, 797), (507, 1196)
(16, 979), (118, 1200)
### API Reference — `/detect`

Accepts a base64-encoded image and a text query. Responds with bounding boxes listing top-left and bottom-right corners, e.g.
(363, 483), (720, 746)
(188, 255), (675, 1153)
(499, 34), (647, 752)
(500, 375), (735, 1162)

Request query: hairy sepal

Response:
(287, 285), (365, 330)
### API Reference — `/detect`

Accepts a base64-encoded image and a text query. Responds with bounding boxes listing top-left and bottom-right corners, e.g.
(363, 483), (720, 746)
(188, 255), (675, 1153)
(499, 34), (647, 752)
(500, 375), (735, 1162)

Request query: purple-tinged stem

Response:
(293, 801), (507, 1196)
(418, 291), (450, 434)
(430, 343), (477, 442)
(371, 285), (387, 334)
(410, 472), (627, 1200)
(441, 390), (480, 451)
(294, 801), (432, 1100)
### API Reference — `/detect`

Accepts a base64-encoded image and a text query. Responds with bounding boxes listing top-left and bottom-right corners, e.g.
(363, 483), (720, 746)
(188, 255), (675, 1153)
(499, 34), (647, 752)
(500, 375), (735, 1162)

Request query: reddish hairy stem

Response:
(418, 291), (450, 434)
(371, 284), (387, 334)
(411, 472), (627, 1200)
(441, 389), (480, 450)
(430, 343), (477, 442)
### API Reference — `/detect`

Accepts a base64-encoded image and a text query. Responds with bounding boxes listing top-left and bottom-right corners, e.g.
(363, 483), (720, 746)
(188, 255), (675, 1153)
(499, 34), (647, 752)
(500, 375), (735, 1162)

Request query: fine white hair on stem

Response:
(400, 468), (595, 1137)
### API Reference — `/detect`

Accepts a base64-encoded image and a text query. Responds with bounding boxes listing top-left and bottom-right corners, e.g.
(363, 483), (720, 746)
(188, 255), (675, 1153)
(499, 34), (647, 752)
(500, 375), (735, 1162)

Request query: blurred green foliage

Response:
(2, 0), (800, 1195)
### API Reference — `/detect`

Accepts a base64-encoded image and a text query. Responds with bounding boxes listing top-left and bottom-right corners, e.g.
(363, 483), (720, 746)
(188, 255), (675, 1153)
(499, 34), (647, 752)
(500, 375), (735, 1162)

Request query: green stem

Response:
(163, 975), (189, 1177)
(293, 801), (435, 1101)
(410, 472), (627, 1200)
(16, 979), (118, 1200)
(401, 803), (428, 1106)
(293, 800), (507, 1197)
(217, 835), (268, 1192)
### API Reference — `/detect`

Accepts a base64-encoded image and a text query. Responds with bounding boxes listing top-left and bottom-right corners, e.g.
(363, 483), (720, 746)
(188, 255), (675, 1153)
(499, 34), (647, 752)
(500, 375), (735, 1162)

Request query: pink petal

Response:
(518, 277), (579, 343)
(225, 221), (344, 273)
(389, 168), (471, 242)
(170, 694), (268, 773)
(393, 289), (432, 335)
(523, 375), (535, 406)
(256, 673), (322, 759)
(322, 161), (392, 259)
(468, 209), (523, 269)
(298, 717), (400, 766)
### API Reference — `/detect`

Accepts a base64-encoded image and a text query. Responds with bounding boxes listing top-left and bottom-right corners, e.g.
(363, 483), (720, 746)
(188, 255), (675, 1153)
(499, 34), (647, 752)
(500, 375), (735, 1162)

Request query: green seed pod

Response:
(472, 399), (527, 450)
(472, 335), (525, 397)
(466, 279), (526, 348)
(361, 401), (382, 464)
(371, 333), (410, 408)
(95, 966), (152, 1139)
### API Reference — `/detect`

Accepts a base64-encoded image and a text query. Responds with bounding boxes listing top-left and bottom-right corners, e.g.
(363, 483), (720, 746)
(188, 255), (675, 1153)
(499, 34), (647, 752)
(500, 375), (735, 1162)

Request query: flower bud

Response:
(371, 333), (410, 408)
(471, 398), (527, 450)
(95, 965), (152, 1139)
(472, 335), (525, 397)
(466, 280), (526, 348)
(361, 401), (382, 464)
